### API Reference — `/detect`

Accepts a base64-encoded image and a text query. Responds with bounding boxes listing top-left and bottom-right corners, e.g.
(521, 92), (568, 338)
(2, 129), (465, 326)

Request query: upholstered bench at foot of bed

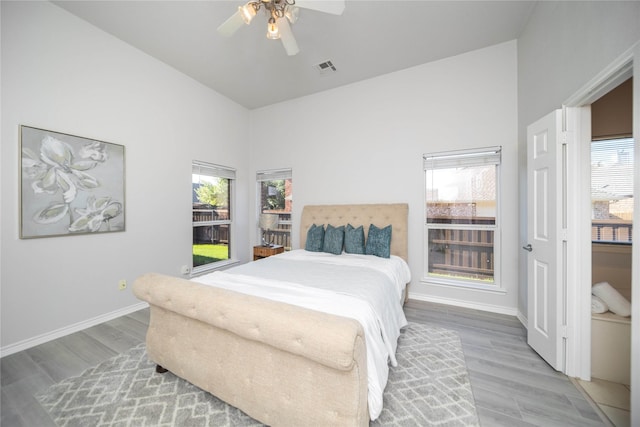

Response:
(133, 272), (369, 427)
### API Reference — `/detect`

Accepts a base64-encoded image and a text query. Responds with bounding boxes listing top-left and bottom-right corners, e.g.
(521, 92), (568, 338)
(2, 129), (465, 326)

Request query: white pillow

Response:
(592, 282), (631, 317)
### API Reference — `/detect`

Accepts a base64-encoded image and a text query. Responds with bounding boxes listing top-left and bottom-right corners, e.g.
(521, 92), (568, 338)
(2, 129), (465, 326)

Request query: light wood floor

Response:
(1, 300), (608, 426)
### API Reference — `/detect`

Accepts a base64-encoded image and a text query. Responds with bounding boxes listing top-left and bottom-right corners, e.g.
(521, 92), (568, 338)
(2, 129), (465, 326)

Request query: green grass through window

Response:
(193, 243), (229, 267)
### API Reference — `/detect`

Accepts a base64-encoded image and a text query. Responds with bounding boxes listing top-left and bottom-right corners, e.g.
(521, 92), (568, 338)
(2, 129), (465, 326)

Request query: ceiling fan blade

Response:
(217, 10), (245, 37)
(277, 18), (299, 56)
(293, 0), (345, 15)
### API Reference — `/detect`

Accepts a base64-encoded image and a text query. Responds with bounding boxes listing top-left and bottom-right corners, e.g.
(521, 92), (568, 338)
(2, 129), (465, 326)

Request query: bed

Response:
(133, 203), (409, 426)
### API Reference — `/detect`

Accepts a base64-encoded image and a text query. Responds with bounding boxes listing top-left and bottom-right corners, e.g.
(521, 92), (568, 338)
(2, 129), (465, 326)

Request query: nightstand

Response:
(253, 245), (284, 260)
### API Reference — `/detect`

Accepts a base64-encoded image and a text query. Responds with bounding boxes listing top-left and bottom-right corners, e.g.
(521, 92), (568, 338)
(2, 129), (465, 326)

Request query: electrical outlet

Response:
(180, 265), (190, 275)
(118, 279), (127, 291)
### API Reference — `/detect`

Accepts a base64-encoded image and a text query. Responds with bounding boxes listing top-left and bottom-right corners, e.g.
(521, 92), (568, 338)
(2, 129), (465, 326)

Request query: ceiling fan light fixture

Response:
(266, 17), (280, 39)
(217, 0), (345, 55)
(239, 3), (257, 24)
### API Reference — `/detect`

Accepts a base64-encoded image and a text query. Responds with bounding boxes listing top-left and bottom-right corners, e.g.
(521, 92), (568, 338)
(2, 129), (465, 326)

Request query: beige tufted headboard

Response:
(300, 204), (409, 262)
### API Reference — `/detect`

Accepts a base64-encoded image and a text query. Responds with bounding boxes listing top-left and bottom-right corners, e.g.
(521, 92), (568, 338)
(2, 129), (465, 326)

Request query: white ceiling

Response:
(53, 0), (537, 110)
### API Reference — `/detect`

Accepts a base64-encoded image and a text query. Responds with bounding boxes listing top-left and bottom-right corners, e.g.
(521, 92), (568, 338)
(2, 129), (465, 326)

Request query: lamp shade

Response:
(259, 213), (279, 230)
(266, 17), (280, 39)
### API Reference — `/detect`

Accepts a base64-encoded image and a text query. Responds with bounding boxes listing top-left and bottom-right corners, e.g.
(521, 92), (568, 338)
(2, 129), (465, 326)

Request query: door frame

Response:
(562, 104), (591, 380)
(561, 44), (638, 424)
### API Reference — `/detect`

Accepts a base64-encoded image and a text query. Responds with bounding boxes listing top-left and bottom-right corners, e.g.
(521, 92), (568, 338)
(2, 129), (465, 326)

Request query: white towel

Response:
(592, 282), (631, 317)
(591, 295), (609, 314)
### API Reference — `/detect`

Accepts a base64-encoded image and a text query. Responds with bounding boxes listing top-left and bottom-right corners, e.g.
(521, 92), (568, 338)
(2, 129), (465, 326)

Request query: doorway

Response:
(576, 77), (633, 427)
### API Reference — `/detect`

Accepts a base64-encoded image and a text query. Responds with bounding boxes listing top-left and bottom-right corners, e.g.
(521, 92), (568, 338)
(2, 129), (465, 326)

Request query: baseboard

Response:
(517, 310), (528, 329)
(409, 292), (518, 316)
(0, 302), (149, 358)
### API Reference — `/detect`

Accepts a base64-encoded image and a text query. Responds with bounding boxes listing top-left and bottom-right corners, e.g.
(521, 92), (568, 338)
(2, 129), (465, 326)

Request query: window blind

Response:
(591, 137), (634, 226)
(193, 161), (236, 179)
(424, 146), (501, 170)
(256, 168), (292, 181)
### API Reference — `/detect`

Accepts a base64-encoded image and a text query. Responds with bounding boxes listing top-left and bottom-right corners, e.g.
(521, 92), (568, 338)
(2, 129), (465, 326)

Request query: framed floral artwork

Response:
(20, 125), (125, 238)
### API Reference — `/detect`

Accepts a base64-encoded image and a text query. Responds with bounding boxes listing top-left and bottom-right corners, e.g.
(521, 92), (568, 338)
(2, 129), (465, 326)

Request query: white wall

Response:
(0, 1), (251, 352)
(250, 40), (520, 314)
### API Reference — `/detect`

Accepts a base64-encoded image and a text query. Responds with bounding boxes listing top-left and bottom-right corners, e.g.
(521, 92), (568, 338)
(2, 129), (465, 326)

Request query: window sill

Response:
(190, 258), (241, 277)
(421, 277), (507, 294)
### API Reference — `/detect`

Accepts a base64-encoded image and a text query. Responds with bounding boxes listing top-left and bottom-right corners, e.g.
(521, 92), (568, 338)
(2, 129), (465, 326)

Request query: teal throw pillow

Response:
(323, 224), (345, 255)
(344, 224), (365, 254)
(305, 224), (325, 252)
(365, 224), (392, 258)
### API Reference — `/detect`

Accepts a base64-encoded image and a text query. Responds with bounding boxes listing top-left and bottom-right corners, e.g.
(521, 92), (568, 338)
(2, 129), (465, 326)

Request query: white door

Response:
(526, 110), (565, 371)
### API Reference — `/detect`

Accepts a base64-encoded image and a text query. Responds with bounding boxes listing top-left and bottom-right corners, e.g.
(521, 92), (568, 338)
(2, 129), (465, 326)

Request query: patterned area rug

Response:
(37, 323), (479, 426)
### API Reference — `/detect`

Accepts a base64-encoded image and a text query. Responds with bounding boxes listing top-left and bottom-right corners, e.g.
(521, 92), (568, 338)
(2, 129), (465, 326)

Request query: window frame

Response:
(192, 161), (237, 275)
(256, 168), (292, 249)
(590, 137), (634, 245)
(422, 146), (503, 291)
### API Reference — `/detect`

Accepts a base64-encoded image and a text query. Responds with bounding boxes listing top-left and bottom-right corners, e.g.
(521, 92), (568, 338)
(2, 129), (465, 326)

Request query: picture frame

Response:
(19, 125), (126, 239)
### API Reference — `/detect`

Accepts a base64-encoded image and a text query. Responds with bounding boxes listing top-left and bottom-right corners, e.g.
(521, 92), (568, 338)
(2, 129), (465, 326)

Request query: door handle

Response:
(522, 244), (532, 252)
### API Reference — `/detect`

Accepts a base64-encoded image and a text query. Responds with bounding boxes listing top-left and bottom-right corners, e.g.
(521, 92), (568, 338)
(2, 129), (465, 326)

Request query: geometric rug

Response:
(372, 323), (478, 426)
(37, 323), (479, 426)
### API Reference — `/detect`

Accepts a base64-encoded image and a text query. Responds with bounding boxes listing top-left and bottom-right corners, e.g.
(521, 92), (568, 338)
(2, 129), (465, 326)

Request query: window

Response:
(256, 169), (292, 249)
(423, 147), (501, 287)
(591, 137), (634, 244)
(192, 161), (235, 272)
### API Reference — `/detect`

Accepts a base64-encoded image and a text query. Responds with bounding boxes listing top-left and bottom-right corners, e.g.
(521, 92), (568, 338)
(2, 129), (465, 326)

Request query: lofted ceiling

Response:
(53, 0), (536, 110)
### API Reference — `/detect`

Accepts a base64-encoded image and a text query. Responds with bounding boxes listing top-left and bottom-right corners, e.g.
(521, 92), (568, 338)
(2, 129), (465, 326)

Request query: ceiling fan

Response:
(217, 0), (345, 56)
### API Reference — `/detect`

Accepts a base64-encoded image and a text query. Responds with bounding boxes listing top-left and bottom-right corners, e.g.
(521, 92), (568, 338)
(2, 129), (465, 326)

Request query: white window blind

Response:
(591, 137), (634, 243)
(256, 168), (292, 181)
(424, 146), (501, 170)
(193, 161), (236, 180)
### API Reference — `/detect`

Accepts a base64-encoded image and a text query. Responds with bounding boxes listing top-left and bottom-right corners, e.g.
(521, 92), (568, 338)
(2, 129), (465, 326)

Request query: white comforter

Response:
(193, 249), (410, 420)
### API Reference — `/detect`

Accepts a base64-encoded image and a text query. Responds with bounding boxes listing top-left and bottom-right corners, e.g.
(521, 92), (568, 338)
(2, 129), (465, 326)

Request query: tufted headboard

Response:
(300, 204), (409, 262)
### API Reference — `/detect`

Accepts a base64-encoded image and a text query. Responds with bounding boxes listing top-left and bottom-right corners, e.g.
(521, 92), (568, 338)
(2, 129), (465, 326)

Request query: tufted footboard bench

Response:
(133, 272), (369, 427)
